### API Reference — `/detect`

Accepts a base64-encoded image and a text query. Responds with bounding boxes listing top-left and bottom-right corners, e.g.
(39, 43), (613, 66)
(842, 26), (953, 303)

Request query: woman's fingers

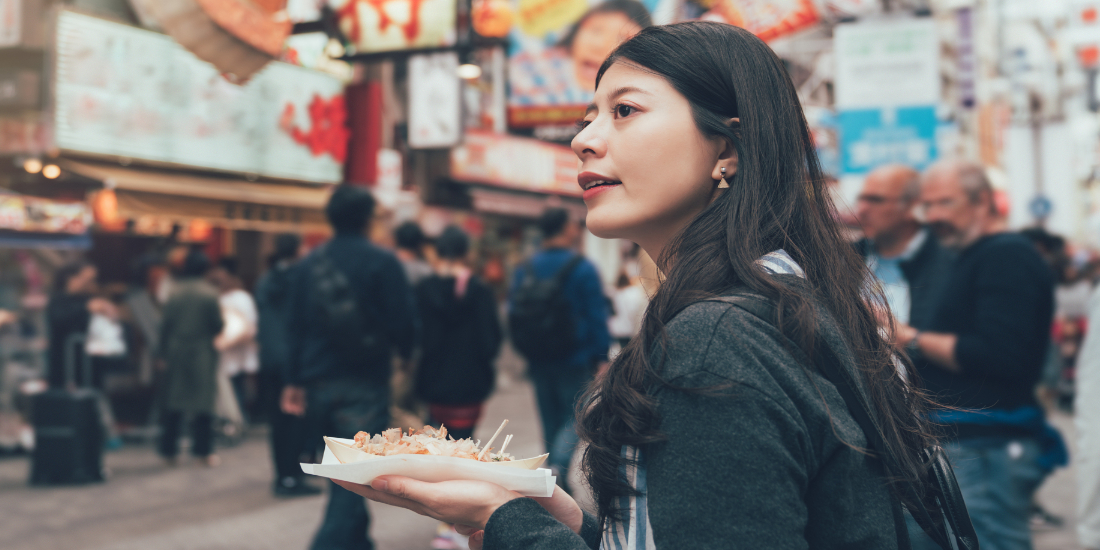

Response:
(454, 524), (480, 536)
(467, 530), (485, 550)
(332, 479), (437, 519)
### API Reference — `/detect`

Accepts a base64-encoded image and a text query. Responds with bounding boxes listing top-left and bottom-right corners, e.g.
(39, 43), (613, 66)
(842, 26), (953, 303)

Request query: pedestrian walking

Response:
(508, 207), (610, 489)
(336, 22), (959, 550)
(211, 257), (259, 421)
(607, 269), (647, 352)
(414, 225), (503, 550)
(394, 220), (433, 286)
(896, 159), (1065, 550)
(157, 250), (224, 467)
(284, 185), (417, 550)
(255, 233), (319, 497)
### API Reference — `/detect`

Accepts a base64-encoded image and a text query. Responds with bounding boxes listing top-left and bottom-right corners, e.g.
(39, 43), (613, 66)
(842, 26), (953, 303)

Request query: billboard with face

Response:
(506, 0), (655, 128)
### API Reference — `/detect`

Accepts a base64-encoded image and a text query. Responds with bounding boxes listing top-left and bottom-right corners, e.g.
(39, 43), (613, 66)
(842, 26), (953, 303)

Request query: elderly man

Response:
(897, 160), (1061, 550)
(855, 164), (954, 331)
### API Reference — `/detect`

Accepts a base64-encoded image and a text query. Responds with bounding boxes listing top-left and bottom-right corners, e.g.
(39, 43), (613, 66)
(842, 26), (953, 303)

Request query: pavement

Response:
(0, 350), (1081, 549)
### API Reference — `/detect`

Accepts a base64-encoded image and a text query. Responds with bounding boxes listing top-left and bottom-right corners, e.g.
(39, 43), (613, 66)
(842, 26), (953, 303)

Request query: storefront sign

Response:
(53, 10), (346, 183)
(0, 195), (90, 234)
(0, 0), (20, 47)
(330, 0), (456, 55)
(834, 19), (940, 174)
(699, 0), (819, 43)
(408, 52), (462, 148)
(451, 130), (581, 197)
(507, 0), (655, 127)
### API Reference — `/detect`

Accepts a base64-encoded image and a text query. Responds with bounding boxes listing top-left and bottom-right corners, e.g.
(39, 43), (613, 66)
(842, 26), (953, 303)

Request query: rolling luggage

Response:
(29, 333), (105, 485)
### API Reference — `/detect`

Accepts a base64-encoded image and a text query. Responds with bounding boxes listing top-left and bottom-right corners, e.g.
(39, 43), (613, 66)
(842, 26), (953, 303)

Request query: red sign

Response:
(703, 0), (820, 43)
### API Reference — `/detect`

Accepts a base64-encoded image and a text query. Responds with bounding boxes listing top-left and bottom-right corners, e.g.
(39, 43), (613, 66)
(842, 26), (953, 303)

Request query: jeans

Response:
(158, 411), (214, 458)
(260, 370), (308, 482)
(306, 377), (389, 550)
(908, 437), (1046, 550)
(528, 364), (590, 473)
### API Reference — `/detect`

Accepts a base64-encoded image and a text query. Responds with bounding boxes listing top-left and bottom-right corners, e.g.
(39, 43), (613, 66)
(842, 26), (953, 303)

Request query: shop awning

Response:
(63, 160), (332, 233)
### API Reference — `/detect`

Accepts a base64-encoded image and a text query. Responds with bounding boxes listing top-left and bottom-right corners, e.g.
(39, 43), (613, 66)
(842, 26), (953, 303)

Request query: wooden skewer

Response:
(478, 419), (509, 460)
(499, 434), (513, 456)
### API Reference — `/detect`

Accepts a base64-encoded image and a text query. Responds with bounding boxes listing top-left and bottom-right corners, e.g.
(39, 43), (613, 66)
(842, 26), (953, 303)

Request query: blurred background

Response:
(0, 0), (1094, 549)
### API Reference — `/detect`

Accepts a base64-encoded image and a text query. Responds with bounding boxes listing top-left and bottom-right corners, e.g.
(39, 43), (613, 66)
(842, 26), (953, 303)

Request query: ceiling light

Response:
(23, 158), (42, 174)
(42, 165), (61, 179)
(456, 63), (482, 80)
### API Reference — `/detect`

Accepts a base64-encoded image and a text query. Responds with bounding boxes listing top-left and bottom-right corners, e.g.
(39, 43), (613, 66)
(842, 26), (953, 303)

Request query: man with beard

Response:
(896, 160), (1063, 550)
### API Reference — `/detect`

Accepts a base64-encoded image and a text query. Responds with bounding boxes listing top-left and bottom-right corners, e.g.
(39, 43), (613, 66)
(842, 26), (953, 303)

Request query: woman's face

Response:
(571, 12), (643, 92)
(572, 62), (730, 258)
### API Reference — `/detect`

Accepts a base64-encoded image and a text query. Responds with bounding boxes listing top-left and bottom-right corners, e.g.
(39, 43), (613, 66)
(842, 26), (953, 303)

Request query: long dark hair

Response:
(576, 22), (937, 527)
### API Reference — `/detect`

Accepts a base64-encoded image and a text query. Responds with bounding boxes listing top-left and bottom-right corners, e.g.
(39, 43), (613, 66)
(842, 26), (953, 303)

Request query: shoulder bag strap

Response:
(709, 293), (978, 550)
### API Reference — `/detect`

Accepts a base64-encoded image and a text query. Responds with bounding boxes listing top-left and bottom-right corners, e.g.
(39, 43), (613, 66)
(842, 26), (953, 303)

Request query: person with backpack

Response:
(415, 225), (503, 550)
(508, 207), (610, 490)
(283, 185), (417, 550)
(331, 22), (976, 550)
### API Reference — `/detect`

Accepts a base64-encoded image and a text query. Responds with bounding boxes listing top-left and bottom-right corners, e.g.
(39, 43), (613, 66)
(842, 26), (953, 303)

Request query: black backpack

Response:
(310, 243), (386, 359)
(508, 255), (585, 362)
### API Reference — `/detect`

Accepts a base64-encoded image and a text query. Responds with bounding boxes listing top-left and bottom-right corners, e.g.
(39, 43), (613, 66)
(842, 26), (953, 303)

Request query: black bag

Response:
(508, 255), (585, 362)
(310, 243), (385, 359)
(715, 293), (979, 550)
(30, 333), (105, 485)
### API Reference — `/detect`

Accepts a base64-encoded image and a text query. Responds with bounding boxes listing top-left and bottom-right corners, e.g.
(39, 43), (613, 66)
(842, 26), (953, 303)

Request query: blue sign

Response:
(1029, 195), (1052, 219)
(838, 106), (938, 174)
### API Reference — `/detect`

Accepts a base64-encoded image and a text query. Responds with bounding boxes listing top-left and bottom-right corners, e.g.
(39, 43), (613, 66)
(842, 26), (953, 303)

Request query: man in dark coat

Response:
(255, 233), (318, 497)
(284, 185), (417, 550)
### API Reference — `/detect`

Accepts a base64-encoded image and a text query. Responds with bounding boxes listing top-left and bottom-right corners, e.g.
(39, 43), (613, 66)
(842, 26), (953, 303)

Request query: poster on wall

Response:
(53, 10), (346, 183)
(507, 0), (658, 127)
(692, 0), (819, 42)
(329, 0), (456, 55)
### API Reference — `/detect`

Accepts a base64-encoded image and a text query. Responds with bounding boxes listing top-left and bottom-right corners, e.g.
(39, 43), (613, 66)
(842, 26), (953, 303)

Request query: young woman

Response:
(336, 22), (936, 549)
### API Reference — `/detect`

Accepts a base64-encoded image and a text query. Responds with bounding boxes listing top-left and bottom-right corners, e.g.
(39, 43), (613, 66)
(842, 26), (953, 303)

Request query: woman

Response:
(338, 22), (935, 549)
(415, 225), (502, 442)
(158, 250), (224, 467)
(46, 261), (117, 389)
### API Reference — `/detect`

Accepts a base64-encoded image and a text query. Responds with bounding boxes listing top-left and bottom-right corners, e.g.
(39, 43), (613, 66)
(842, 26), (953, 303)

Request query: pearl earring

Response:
(718, 167), (730, 189)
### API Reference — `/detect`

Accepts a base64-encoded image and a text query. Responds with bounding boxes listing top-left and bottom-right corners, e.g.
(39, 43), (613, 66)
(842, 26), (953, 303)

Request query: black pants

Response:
(158, 410), (214, 457)
(307, 377), (389, 550)
(260, 370), (308, 481)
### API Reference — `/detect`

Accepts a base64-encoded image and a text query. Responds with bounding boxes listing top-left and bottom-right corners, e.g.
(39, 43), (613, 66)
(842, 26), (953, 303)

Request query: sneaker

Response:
(274, 477), (323, 497)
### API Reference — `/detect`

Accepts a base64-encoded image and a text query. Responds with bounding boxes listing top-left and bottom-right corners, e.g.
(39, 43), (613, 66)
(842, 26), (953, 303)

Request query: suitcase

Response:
(29, 333), (105, 484)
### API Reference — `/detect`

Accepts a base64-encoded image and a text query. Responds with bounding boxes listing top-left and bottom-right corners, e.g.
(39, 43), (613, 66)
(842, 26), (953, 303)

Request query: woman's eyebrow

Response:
(586, 86), (652, 115)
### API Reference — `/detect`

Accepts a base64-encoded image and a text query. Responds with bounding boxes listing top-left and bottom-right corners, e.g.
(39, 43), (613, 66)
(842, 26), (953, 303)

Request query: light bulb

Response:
(23, 158), (42, 174)
(42, 165), (61, 179)
(456, 64), (482, 80)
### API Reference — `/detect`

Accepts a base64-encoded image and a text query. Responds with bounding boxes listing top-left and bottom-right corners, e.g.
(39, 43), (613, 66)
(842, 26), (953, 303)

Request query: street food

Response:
(351, 424), (515, 463)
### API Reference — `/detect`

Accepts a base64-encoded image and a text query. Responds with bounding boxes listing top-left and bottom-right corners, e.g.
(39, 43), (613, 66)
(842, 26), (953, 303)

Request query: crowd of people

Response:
(35, 19), (1100, 550)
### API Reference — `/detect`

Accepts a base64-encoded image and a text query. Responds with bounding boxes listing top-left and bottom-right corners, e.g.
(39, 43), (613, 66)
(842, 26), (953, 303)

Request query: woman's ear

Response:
(711, 118), (740, 181)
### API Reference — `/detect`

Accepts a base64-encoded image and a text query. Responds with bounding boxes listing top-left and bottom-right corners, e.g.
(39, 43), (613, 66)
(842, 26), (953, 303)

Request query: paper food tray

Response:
(301, 437), (555, 497)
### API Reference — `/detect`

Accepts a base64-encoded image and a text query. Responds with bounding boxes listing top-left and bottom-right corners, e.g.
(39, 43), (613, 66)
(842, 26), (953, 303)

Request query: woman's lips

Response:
(582, 183), (621, 201)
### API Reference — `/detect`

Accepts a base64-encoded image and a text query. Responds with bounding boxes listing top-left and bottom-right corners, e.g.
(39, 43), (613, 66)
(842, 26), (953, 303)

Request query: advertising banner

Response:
(696, 0), (819, 43)
(507, 0), (657, 127)
(0, 195), (91, 235)
(451, 130), (581, 196)
(329, 0), (456, 55)
(834, 19), (940, 174)
(53, 10), (346, 183)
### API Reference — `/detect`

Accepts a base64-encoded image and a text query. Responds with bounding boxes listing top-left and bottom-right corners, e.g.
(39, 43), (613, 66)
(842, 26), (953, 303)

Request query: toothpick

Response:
(499, 434), (513, 456)
(478, 419), (509, 460)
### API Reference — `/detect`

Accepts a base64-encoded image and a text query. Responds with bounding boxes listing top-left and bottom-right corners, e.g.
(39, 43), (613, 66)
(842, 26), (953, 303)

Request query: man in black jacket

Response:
(854, 164), (954, 334)
(898, 160), (1059, 550)
(284, 186), (417, 550)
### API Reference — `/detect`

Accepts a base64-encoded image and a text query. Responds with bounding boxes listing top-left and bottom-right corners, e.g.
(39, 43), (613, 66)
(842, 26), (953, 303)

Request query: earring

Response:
(718, 167), (730, 189)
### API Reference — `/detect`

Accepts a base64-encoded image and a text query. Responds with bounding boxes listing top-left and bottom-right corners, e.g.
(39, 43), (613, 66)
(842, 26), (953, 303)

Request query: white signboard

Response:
(834, 19), (940, 108)
(53, 11), (345, 184)
(408, 52), (461, 149)
(0, 0), (21, 47)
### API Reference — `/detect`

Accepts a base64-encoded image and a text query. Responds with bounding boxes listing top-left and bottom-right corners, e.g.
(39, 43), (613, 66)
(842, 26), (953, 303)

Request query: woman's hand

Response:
(333, 476), (522, 530)
(453, 486), (584, 550)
